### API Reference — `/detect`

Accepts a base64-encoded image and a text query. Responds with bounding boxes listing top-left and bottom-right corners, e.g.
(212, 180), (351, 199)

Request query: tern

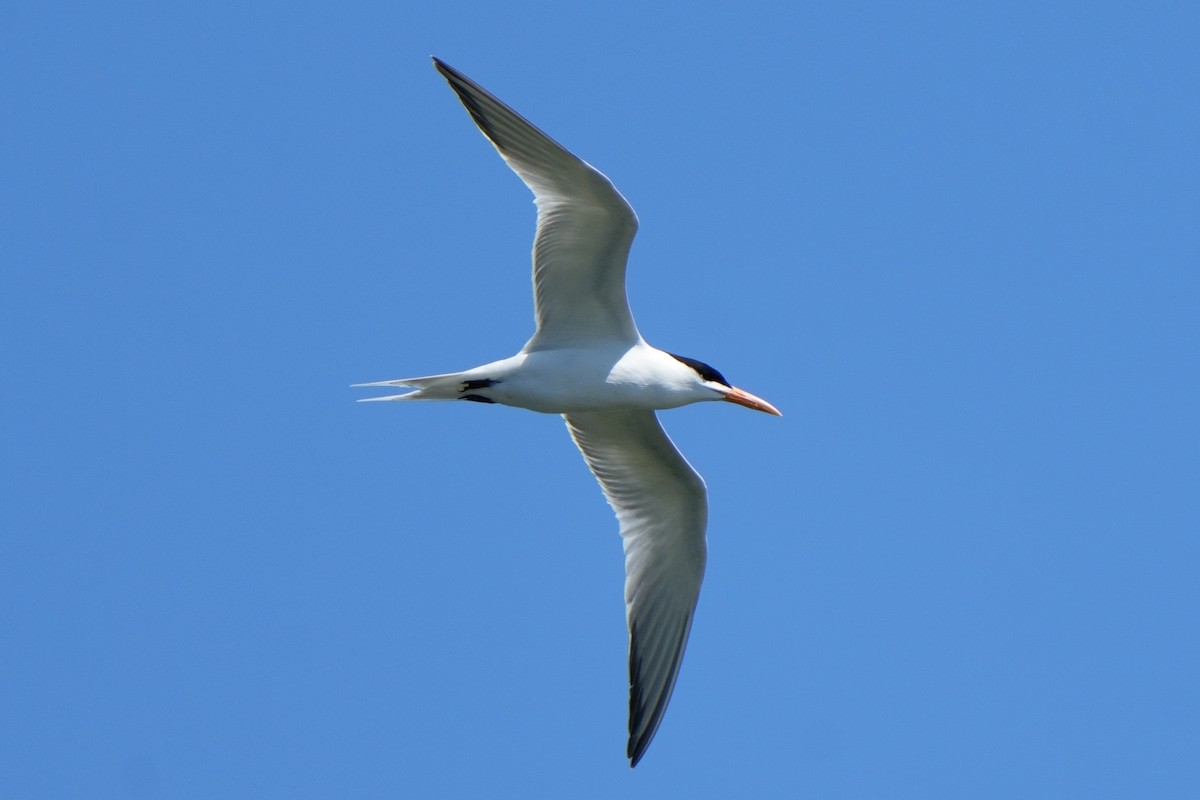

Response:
(357, 58), (781, 766)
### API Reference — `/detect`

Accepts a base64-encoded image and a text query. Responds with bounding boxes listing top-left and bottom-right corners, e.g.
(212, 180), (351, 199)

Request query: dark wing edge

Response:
(431, 58), (641, 347)
(564, 409), (708, 766)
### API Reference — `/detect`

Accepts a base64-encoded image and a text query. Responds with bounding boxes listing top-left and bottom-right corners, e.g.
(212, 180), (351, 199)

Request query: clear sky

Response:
(3, 1), (1198, 797)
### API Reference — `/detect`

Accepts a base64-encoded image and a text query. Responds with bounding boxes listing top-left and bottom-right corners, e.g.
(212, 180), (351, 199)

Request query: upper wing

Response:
(433, 58), (641, 350)
(564, 410), (708, 766)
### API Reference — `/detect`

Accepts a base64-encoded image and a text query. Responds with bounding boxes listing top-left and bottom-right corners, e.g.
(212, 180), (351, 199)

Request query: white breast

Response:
(477, 343), (709, 414)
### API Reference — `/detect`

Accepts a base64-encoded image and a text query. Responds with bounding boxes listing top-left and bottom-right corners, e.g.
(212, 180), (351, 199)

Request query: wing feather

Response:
(564, 410), (707, 766)
(433, 58), (641, 349)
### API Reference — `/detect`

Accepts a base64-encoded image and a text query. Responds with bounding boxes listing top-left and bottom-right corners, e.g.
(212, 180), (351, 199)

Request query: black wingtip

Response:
(431, 57), (465, 88)
(625, 615), (695, 768)
(627, 719), (646, 767)
(430, 58), (509, 152)
(628, 740), (648, 768)
(626, 692), (655, 768)
(431, 56), (456, 82)
(625, 623), (662, 769)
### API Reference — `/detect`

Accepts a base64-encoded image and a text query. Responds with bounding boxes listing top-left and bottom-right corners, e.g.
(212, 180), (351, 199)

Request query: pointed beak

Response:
(719, 386), (782, 416)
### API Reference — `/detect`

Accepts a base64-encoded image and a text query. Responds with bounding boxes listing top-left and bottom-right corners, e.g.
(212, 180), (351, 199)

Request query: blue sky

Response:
(3, 1), (1198, 797)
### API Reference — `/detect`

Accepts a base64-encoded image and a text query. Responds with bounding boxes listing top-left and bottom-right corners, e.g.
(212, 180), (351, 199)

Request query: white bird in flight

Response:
(357, 57), (781, 766)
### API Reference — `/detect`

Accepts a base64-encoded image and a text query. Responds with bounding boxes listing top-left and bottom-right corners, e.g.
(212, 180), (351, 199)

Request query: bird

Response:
(356, 57), (781, 767)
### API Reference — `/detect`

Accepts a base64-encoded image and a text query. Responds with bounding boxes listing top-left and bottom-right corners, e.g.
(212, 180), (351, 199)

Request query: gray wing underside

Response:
(433, 58), (641, 350)
(564, 409), (708, 766)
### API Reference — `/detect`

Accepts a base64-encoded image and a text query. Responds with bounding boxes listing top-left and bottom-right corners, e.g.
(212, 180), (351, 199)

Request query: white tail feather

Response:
(356, 394), (416, 402)
(352, 371), (476, 402)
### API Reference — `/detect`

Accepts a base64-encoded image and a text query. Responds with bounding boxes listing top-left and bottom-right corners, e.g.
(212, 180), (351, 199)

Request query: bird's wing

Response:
(564, 409), (707, 766)
(433, 58), (641, 350)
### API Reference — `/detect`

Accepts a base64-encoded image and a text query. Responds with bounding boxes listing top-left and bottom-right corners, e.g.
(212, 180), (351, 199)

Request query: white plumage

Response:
(357, 58), (780, 766)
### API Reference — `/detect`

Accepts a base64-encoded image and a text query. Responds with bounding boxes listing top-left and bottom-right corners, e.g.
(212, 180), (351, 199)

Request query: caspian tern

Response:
(357, 58), (781, 766)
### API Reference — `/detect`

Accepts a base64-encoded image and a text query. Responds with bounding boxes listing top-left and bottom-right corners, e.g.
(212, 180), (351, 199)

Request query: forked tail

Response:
(352, 371), (477, 402)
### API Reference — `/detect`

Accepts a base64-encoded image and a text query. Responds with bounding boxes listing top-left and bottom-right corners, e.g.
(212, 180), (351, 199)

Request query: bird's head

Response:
(668, 353), (782, 416)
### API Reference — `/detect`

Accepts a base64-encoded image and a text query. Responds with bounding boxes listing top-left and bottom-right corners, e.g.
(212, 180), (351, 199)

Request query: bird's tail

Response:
(351, 371), (474, 402)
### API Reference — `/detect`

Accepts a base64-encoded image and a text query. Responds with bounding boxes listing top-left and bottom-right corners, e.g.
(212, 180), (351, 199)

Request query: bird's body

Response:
(358, 58), (779, 766)
(362, 343), (732, 413)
